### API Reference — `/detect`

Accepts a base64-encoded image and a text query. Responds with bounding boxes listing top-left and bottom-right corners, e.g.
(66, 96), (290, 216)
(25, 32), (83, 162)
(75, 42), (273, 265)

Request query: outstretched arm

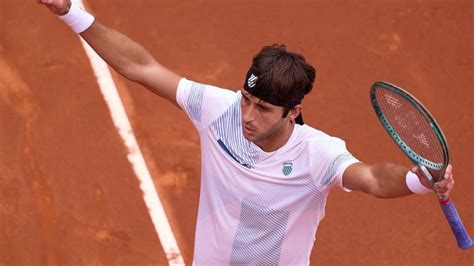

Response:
(37, 0), (181, 106)
(343, 162), (454, 198)
(79, 21), (181, 105)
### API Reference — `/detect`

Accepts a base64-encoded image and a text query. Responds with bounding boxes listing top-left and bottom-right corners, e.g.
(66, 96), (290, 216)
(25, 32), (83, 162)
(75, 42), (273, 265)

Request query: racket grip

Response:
(439, 198), (473, 249)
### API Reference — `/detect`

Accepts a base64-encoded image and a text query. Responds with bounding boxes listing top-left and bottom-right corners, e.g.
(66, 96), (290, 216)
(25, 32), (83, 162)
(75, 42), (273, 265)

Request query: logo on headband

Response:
(247, 73), (258, 88)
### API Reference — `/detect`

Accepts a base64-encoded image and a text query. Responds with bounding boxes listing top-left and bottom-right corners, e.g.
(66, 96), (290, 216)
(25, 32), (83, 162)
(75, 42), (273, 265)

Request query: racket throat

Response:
(419, 165), (435, 189)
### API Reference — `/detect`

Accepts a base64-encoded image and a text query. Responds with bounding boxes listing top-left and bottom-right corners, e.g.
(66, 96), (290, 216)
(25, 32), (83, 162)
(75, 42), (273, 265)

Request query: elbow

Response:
(113, 64), (144, 83)
(366, 183), (391, 199)
(371, 191), (390, 199)
(356, 177), (387, 198)
(113, 64), (134, 78)
(368, 185), (407, 199)
(367, 188), (385, 199)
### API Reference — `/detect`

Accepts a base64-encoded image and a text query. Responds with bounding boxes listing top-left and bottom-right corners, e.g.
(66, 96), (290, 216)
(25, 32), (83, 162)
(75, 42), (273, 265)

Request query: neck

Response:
(256, 122), (295, 152)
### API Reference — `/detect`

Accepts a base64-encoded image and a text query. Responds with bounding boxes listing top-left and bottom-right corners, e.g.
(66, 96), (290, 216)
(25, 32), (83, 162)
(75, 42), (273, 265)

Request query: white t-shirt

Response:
(176, 78), (359, 265)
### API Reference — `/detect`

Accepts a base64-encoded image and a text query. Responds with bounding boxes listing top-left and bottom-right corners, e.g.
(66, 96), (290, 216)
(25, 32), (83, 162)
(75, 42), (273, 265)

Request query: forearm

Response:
(38, 0), (180, 103)
(58, 3), (180, 104)
(80, 20), (157, 83)
(368, 163), (413, 198)
(344, 162), (416, 198)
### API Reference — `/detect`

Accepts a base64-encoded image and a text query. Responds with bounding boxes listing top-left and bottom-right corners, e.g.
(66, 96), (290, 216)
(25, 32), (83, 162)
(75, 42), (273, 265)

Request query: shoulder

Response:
(177, 78), (237, 97)
(297, 125), (348, 152)
(298, 125), (356, 169)
(177, 78), (239, 108)
(282, 125), (352, 167)
(297, 125), (359, 187)
(177, 78), (241, 130)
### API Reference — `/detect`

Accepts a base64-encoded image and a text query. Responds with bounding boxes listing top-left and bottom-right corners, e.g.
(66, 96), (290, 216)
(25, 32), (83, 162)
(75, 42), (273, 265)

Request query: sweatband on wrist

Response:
(59, 2), (95, 33)
(406, 171), (432, 194)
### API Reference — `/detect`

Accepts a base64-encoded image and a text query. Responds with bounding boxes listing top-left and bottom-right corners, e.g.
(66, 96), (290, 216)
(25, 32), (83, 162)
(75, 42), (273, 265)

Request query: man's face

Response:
(240, 89), (288, 146)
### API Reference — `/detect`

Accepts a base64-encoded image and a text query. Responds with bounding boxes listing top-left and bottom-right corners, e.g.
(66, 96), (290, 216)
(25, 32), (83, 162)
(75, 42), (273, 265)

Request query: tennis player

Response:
(37, 1), (455, 264)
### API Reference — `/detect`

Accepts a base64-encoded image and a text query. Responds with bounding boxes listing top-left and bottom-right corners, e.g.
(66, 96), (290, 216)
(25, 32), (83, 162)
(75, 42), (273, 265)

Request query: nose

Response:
(242, 104), (256, 123)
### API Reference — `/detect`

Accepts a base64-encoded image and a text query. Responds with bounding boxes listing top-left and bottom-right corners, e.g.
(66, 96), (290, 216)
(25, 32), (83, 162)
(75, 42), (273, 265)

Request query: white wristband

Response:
(59, 2), (95, 33)
(406, 171), (432, 194)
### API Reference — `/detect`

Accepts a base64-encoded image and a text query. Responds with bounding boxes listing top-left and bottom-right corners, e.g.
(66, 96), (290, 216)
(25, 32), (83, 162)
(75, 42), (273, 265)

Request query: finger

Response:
(445, 164), (453, 173)
(437, 186), (451, 195)
(437, 174), (454, 188)
(444, 165), (454, 180)
(434, 183), (450, 194)
(435, 177), (454, 189)
(434, 178), (454, 199)
(38, 0), (52, 4)
(434, 184), (448, 192)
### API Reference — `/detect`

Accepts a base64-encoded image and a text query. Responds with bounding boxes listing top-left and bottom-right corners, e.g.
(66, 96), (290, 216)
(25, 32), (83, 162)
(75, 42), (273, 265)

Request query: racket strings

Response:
(375, 88), (445, 165)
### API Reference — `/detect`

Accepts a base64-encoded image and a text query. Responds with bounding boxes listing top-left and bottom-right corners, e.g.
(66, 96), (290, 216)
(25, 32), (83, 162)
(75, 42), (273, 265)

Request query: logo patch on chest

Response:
(282, 162), (293, 176)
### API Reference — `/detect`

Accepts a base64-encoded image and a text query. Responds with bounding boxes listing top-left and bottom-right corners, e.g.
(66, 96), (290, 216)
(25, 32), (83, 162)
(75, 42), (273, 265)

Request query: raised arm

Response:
(342, 162), (454, 198)
(37, 0), (181, 106)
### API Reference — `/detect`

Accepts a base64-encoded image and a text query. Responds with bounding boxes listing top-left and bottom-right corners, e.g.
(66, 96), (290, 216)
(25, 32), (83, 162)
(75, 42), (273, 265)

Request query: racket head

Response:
(370, 81), (450, 181)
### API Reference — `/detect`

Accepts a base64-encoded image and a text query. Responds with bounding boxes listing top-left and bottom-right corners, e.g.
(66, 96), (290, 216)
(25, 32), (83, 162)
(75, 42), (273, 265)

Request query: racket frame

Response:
(370, 81), (449, 182)
(370, 81), (472, 249)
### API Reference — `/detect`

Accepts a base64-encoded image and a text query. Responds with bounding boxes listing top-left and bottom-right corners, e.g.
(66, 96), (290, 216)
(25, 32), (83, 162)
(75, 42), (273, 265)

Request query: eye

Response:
(258, 105), (270, 113)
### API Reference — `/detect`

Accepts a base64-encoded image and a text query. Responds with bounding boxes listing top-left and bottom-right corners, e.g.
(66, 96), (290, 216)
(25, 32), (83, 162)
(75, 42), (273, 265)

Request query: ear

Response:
(286, 105), (302, 122)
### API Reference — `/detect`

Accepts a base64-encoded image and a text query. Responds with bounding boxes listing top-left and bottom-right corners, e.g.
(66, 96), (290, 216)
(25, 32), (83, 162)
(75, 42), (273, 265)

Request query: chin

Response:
(242, 130), (256, 141)
(242, 131), (251, 140)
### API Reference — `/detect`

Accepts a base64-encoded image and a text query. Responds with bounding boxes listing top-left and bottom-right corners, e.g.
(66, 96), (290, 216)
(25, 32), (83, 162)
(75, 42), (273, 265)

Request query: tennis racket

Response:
(370, 81), (472, 249)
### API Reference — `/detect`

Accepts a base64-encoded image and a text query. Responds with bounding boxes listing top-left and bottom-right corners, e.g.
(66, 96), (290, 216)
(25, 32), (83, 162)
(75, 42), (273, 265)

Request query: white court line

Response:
(75, 1), (184, 264)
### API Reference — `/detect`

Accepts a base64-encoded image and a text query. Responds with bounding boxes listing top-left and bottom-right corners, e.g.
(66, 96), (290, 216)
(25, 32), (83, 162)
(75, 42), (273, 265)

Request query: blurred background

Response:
(1, 0), (472, 265)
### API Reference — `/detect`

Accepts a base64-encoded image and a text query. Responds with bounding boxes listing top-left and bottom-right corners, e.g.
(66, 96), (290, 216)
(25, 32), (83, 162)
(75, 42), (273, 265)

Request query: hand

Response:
(411, 164), (455, 198)
(434, 164), (455, 198)
(37, 0), (72, 15)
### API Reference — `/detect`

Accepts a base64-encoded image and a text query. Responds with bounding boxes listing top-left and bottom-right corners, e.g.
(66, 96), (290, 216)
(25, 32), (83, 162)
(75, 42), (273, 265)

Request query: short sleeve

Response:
(176, 78), (238, 131)
(310, 137), (360, 191)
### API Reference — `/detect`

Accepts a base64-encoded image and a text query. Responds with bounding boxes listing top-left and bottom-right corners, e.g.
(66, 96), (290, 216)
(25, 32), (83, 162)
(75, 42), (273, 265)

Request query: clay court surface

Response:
(1, 0), (473, 265)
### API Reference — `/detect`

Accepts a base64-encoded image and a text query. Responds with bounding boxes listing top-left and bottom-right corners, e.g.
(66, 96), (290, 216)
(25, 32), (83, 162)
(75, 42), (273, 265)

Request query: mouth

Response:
(243, 124), (256, 135)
